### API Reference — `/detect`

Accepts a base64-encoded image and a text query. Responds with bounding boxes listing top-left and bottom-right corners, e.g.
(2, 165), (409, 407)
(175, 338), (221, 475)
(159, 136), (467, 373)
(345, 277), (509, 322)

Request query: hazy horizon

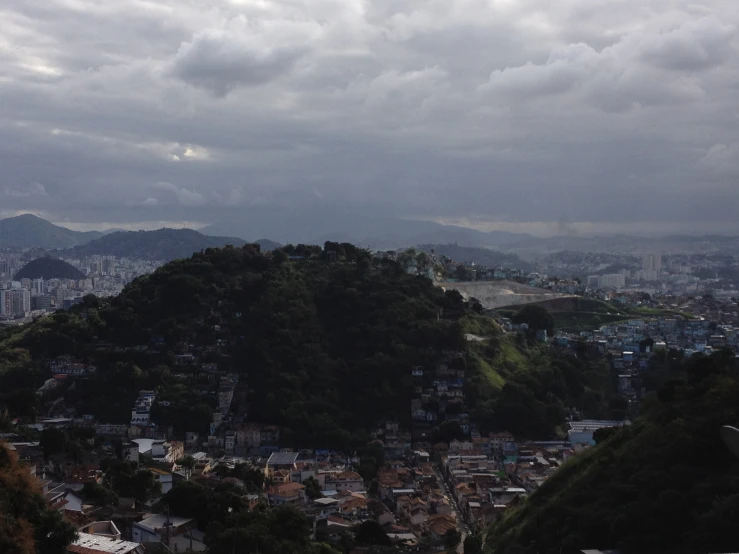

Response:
(4, 211), (739, 241)
(2, 1), (739, 236)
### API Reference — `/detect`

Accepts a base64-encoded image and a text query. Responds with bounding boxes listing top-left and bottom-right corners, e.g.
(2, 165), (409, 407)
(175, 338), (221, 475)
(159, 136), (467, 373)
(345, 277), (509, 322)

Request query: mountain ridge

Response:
(201, 208), (530, 250)
(58, 228), (248, 261)
(0, 214), (103, 249)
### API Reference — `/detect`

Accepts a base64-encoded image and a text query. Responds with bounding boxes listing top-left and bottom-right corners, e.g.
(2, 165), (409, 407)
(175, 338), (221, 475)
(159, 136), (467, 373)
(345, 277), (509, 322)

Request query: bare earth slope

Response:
(440, 280), (570, 309)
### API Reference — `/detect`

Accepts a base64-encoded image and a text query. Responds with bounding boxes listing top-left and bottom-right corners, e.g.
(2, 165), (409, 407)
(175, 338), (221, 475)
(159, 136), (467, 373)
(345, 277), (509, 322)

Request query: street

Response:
(433, 464), (468, 553)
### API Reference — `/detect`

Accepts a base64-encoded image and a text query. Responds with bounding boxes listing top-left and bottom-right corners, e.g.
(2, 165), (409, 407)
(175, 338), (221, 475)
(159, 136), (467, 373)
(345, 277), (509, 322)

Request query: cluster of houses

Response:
(411, 358), (468, 434)
(3, 399), (631, 554)
(36, 357), (98, 395)
(551, 315), (739, 406)
(3, 434), (205, 553)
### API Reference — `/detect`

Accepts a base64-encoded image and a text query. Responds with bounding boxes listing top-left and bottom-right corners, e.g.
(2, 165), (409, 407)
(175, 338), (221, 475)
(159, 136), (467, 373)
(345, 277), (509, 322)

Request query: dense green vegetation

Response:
(455, 312), (623, 438)
(59, 228), (246, 261)
(466, 333), (620, 438)
(501, 297), (693, 333)
(14, 256), (85, 280)
(0, 443), (77, 554)
(486, 350), (739, 554)
(498, 298), (632, 332)
(0, 243), (470, 447)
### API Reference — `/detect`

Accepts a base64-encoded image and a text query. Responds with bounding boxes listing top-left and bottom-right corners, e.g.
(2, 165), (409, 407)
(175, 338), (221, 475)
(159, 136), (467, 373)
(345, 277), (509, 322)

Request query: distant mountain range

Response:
(0, 215), (279, 260)
(14, 257), (85, 280)
(0, 214), (104, 249)
(59, 228), (249, 261)
(201, 208), (739, 255)
(2, 213), (738, 257)
(201, 208), (529, 250)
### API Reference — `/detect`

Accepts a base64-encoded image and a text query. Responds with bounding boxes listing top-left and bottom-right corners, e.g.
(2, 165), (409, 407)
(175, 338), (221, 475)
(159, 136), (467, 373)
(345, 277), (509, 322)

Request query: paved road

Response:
(433, 465), (468, 553)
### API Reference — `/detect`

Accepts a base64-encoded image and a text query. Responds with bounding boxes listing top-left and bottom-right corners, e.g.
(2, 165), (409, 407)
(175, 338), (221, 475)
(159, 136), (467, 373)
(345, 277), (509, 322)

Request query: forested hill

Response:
(58, 228), (247, 261)
(1, 243), (468, 445)
(0, 243), (622, 447)
(486, 350), (739, 554)
(14, 256), (85, 280)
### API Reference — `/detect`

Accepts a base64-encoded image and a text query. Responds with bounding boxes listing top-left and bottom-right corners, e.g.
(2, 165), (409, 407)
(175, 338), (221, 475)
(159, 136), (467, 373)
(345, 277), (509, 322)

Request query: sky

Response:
(1, 0), (739, 236)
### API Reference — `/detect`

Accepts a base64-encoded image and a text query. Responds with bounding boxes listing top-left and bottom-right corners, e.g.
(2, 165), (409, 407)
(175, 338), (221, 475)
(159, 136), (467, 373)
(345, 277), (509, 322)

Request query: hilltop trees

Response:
(511, 305), (555, 336)
(101, 459), (161, 501)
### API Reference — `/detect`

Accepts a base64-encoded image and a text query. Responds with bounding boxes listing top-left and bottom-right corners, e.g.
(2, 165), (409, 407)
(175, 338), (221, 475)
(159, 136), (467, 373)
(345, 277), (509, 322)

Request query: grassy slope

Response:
(501, 297), (693, 333)
(460, 315), (545, 390)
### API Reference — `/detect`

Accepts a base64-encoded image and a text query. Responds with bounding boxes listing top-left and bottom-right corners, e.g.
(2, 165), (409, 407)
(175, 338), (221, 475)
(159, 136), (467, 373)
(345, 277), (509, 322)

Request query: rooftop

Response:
(68, 532), (141, 554)
(314, 497), (340, 505)
(134, 513), (193, 532)
(266, 451), (299, 465)
(568, 420), (629, 432)
(268, 482), (306, 496)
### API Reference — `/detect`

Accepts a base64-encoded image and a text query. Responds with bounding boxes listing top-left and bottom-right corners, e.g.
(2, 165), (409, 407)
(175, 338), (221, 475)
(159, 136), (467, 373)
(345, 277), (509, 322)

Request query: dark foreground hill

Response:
(59, 228), (247, 261)
(14, 256), (85, 280)
(486, 350), (739, 554)
(0, 214), (102, 249)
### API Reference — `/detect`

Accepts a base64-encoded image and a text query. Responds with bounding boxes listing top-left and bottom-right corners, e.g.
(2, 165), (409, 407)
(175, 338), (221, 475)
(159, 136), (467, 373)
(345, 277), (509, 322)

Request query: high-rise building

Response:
(31, 279), (45, 296)
(642, 253), (662, 272)
(0, 289), (31, 317)
(31, 295), (52, 311)
(598, 274), (626, 289)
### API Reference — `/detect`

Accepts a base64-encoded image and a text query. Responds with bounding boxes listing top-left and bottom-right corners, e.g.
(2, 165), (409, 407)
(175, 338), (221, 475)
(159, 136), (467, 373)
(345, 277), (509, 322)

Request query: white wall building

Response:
(0, 288), (31, 317)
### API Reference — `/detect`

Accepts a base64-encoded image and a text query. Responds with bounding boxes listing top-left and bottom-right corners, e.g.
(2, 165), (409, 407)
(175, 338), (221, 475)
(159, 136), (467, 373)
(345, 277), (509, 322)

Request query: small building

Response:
(151, 441), (184, 464)
(147, 468), (173, 494)
(132, 514), (194, 544)
(68, 532), (143, 554)
(567, 420), (629, 446)
(267, 482), (307, 506)
(324, 471), (364, 493)
(265, 451), (298, 476)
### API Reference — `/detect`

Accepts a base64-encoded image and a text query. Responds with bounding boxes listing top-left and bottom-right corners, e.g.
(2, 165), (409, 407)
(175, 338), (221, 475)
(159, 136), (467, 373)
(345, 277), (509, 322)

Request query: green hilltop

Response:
(1, 243), (621, 447)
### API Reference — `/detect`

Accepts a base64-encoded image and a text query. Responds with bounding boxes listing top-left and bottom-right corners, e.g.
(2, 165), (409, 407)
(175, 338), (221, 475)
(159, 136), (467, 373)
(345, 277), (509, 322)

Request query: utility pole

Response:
(163, 506), (172, 548)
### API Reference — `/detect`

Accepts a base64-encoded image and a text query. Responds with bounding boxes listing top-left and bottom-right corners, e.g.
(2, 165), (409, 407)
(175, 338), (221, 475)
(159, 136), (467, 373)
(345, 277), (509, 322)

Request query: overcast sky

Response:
(1, 0), (738, 235)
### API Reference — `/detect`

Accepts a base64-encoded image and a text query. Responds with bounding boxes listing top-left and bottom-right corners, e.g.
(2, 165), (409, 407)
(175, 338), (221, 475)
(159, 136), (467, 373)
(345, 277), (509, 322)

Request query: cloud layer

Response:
(1, 0), (738, 233)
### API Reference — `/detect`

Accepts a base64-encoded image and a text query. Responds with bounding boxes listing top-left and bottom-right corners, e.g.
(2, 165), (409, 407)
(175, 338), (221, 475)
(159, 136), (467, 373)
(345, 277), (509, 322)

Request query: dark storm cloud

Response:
(1, 0), (738, 233)
(170, 25), (315, 96)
